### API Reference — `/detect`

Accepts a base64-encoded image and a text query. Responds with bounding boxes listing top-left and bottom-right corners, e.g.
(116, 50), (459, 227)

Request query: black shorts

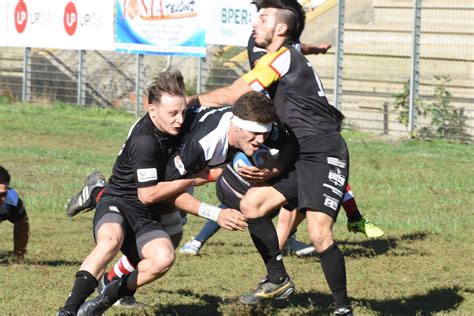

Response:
(93, 195), (183, 265)
(271, 133), (349, 219)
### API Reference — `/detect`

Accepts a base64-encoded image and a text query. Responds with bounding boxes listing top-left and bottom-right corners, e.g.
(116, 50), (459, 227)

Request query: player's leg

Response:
(344, 184), (384, 238)
(78, 222), (174, 315)
(276, 208), (315, 256)
(239, 183), (295, 305)
(58, 198), (125, 315)
(66, 171), (106, 217)
(306, 211), (351, 315)
(296, 134), (352, 315)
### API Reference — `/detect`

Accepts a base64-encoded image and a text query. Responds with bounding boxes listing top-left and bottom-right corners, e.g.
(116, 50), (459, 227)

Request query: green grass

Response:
(0, 101), (473, 315)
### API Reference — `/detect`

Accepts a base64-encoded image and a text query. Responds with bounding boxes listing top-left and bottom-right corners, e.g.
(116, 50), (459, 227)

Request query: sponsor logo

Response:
(64, 1), (77, 36)
(108, 206), (120, 213)
(276, 254), (282, 261)
(137, 168), (158, 182)
(323, 195), (339, 211)
(328, 168), (345, 187)
(322, 183), (343, 197)
(327, 157), (346, 168)
(14, 0), (28, 33)
(174, 155), (187, 176)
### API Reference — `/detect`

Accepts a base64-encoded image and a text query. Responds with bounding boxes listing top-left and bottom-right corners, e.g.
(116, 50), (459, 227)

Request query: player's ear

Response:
(275, 23), (288, 37)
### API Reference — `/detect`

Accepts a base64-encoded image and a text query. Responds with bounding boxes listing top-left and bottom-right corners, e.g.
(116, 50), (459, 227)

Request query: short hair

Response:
(260, 0), (305, 41)
(147, 70), (186, 105)
(0, 165), (11, 185)
(232, 91), (276, 124)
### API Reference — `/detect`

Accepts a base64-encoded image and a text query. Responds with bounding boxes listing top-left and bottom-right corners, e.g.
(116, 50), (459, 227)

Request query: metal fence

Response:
(0, 0), (472, 142)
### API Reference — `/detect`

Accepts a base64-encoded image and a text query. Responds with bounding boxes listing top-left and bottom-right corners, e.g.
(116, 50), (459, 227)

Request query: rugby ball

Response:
(232, 146), (271, 172)
(232, 152), (253, 172)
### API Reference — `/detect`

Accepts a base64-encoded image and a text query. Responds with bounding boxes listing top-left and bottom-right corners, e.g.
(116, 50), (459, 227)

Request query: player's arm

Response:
(128, 135), (198, 205)
(169, 191), (247, 231)
(300, 42), (332, 55)
(192, 47), (290, 108)
(193, 77), (252, 108)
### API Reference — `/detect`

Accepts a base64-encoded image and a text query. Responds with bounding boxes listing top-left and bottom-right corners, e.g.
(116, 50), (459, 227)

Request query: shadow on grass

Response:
(0, 251), (82, 267)
(146, 285), (465, 315)
(338, 232), (430, 258)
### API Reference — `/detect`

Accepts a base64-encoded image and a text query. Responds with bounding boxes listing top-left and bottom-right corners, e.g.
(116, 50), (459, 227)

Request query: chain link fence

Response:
(0, 0), (472, 142)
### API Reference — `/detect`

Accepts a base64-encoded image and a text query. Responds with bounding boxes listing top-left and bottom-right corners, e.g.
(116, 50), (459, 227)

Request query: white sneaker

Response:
(179, 238), (202, 255)
(283, 234), (315, 257)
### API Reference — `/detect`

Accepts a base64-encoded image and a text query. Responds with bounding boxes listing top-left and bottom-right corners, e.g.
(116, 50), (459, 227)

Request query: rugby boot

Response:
(239, 276), (295, 305)
(56, 309), (76, 316)
(77, 279), (121, 316)
(282, 234), (315, 257)
(347, 216), (384, 238)
(179, 237), (202, 255)
(66, 171), (105, 217)
(97, 274), (141, 308)
(334, 306), (354, 315)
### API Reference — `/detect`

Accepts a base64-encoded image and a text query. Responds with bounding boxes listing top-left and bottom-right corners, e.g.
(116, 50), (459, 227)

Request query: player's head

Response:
(230, 91), (276, 156)
(147, 70), (187, 136)
(0, 165), (11, 207)
(252, 0), (305, 48)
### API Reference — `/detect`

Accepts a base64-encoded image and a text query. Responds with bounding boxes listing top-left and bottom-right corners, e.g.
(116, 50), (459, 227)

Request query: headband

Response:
(231, 115), (272, 133)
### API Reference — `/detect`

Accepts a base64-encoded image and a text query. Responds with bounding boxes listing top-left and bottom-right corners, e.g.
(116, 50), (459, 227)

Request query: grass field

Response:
(0, 101), (473, 315)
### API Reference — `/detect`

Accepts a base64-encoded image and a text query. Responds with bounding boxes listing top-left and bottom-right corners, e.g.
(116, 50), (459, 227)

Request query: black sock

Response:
(248, 216), (288, 284)
(317, 243), (350, 308)
(90, 188), (102, 208)
(118, 274), (136, 297)
(62, 270), (98, 313)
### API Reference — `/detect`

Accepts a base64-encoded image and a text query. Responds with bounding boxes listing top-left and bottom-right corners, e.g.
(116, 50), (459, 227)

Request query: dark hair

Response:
(0, 165), (11, 185)
(147, 70), (186, 105)
(260, 0), (305, 41)
(232, 91), (276, 124)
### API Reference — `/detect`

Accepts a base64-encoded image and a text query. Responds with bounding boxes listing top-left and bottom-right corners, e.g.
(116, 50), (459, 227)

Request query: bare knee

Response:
(309, 225), (334, 252)
(149, 248), (175, 276)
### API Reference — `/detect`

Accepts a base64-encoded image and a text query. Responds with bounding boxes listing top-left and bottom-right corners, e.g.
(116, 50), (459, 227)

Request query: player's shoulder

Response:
(5, 188), (19, 206)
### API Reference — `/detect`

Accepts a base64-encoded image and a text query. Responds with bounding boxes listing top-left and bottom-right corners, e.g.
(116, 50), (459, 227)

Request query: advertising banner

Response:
(203, 0), (257, 46)
(115, 0), (206, 56)
(6, 0), (114, 50)
(0, 1), (8, 46)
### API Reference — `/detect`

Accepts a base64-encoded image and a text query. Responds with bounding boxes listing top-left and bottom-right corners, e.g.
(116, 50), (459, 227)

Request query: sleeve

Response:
(4, 191), (26, 224)
(165, 135), (207, 181)
(264, 123), (290, 149)
(242, 47), (291, 92)
(129, 135), (162, 188)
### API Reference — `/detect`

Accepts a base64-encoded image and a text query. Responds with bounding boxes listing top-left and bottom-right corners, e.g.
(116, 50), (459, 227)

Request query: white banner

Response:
(0, 1), (8, 46)
(115, 0), (206, 56)
(203, 0), (258, 46)
(6, 0), (114, 50)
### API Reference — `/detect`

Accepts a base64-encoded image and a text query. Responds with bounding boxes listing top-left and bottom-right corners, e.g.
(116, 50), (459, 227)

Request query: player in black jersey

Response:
(59, 90), (290, 315)
(57, 71), (248, 316)
(193, 1), (353, 314)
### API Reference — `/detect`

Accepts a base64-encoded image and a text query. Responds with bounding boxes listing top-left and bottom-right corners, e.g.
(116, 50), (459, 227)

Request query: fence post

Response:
(408, 0), (422, 134)
(197, 57), (203, 94)
(22, 47), (31, 102)
(135, 53), (144, 116)
(333, 0), (345, 110)
(383, 102), (389, 134)
(77, 50), (86, 105)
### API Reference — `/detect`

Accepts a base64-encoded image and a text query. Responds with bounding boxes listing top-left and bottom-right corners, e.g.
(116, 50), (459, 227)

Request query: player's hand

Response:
(217, 208), (248, 231)
(238, 165), (273, 182)
(317, 42), (332, 54)
(192, 168), (210, 186)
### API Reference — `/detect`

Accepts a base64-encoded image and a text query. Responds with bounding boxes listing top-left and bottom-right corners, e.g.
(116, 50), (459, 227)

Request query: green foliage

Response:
(418, 75), (470, 143)
(1, 102), (474, 315)
(392, 81), (420, 127)
(392, 76), (470, 143)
